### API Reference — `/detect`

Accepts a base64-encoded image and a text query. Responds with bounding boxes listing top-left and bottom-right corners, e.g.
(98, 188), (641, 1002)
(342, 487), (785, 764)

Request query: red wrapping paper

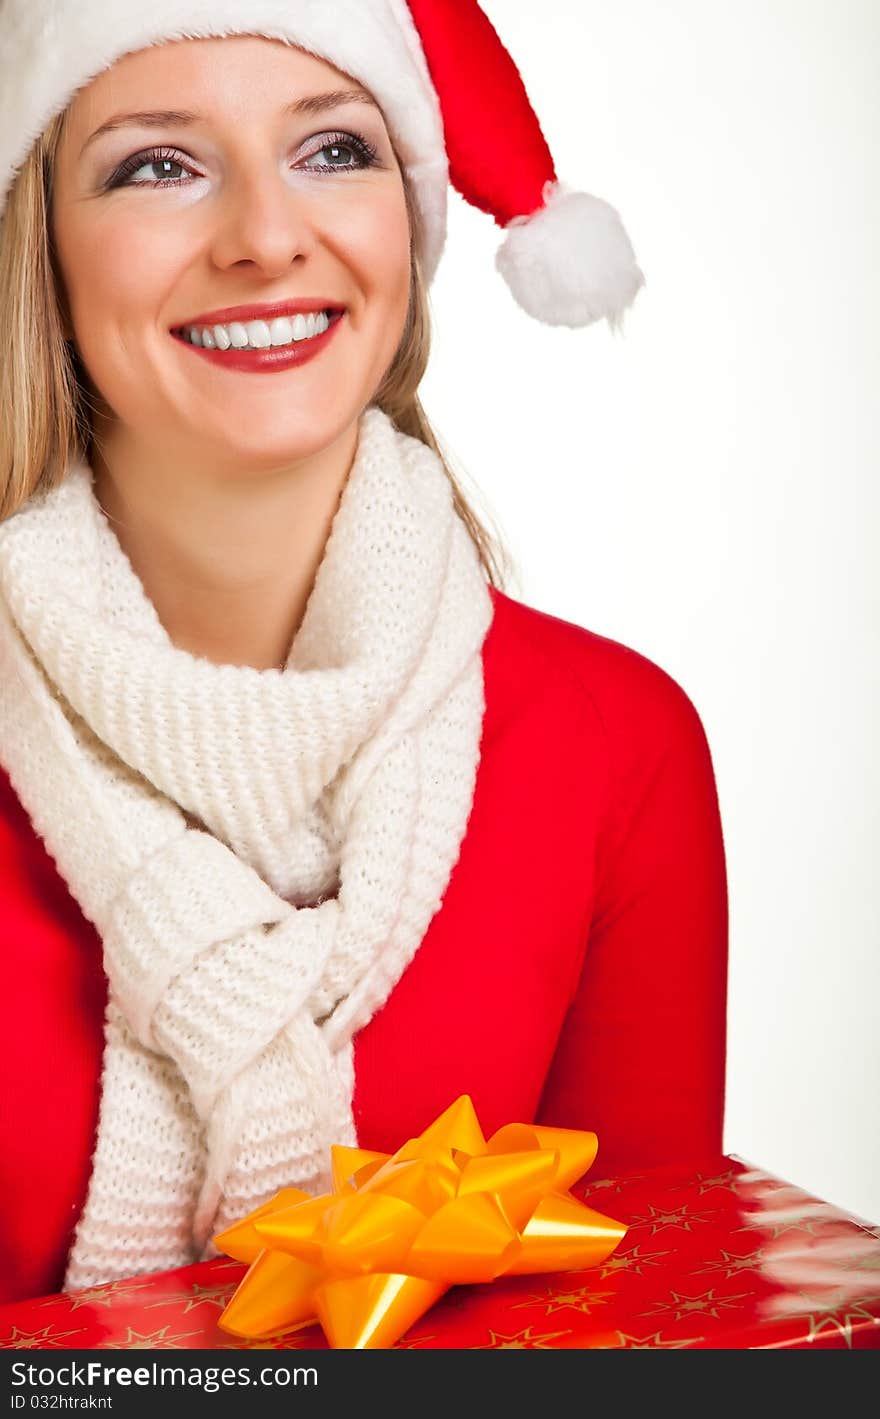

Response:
(2, 1154), (879, 1350)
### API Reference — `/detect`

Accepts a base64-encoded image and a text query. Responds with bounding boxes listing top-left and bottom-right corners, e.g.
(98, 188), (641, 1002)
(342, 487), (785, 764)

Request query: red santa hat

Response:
(0, 0), (645, 332)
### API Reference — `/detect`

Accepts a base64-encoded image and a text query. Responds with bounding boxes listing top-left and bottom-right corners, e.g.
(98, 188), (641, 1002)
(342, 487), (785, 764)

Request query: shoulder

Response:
(483, 585), (712, 760)
(482, 588), (723, 893)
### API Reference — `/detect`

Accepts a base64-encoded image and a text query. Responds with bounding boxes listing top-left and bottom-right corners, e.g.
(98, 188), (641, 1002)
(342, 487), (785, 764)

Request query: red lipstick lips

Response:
(170, 302), (346, 375)
(173, 298), (345, 327)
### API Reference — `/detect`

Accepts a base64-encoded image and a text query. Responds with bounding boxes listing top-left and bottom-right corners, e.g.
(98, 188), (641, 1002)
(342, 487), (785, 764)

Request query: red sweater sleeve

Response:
(536, 648), (729, 1177)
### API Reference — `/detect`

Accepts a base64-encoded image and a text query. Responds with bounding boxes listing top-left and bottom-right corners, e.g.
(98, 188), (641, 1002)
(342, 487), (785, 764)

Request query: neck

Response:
(89, 415), (361, 671)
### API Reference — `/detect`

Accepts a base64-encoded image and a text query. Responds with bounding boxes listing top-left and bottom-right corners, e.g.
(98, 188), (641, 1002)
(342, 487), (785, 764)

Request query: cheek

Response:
(341, 188), (411, 314)
(55, 207), (184, 336)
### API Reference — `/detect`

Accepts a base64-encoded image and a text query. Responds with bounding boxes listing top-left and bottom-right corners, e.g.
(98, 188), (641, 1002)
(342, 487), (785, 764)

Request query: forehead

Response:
(66, 34), (378, 131)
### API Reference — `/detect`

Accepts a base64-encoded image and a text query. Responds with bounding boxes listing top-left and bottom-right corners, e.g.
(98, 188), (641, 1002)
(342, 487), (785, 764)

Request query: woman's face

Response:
(50, 36), (412, 470)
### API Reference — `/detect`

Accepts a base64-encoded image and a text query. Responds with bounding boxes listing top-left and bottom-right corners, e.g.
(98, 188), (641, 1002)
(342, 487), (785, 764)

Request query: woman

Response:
(0, 2), (728, 1305)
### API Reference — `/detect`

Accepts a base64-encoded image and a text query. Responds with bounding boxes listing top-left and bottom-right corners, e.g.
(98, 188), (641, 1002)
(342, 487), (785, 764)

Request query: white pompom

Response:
(495, 179), (646, 332)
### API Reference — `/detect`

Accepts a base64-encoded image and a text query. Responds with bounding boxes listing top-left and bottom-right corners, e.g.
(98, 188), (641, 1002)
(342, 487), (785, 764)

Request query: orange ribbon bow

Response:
(214, 1094), (627, 1348)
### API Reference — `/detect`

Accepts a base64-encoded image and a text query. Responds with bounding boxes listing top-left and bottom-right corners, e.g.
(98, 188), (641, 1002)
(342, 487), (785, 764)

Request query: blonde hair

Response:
(0, 104), (513, 591)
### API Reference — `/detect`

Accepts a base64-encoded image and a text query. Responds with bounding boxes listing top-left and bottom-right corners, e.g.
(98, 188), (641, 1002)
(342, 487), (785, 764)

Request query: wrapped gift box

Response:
(2, 1154), (878, 1350)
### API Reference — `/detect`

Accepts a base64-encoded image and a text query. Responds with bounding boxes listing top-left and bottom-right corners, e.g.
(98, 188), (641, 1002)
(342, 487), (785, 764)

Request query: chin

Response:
(218, 416), (355, 468)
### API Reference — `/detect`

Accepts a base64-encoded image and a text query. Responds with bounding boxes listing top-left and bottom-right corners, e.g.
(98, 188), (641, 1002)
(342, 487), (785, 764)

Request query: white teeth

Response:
(269, 316), (293, 346)
(245, 320), (271, 349)
(182, 310), (332, 350)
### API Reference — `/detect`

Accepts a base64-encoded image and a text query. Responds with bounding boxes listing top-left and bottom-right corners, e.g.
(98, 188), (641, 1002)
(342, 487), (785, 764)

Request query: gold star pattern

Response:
(33, 1277), (157, 1311)
(588, 1170), (651, 1195)
(632, 1202), (720, 1235)
(144, 1281), (237, 1314)
(783, 1296), (880, 1349)
(218, 1331), (316, 1350)
(0, 1323), (86, 1349)
(476, 1324), (573, 1349)
(639, 1286), (751, 1324)
(613, 1329), (703, 1349)
(509, 1285), (615, 1316)
(845, 1250), (880, 1273)
(693, 1247), (768, 1280)
(733, 1214), (828, 1241)
(95, 1324), (207, 1348)
(594, 1243), (673, 1279)
(693, 1167), (741, 1195)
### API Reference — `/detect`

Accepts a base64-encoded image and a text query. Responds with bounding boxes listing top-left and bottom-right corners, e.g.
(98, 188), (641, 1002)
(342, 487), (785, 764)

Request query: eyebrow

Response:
(78, 87), (380, 158)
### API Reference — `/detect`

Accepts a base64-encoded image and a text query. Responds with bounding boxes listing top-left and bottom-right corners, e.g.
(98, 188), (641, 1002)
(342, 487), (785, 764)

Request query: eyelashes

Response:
(105, 129), (381, 190)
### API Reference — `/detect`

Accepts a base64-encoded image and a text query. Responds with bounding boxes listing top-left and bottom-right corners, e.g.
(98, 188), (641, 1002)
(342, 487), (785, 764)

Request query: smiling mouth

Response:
(172, 308), (343, 352)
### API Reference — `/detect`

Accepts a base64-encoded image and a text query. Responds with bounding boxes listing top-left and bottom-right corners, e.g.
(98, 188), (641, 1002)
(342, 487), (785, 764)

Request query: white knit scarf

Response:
(0, 405), (493, 1291)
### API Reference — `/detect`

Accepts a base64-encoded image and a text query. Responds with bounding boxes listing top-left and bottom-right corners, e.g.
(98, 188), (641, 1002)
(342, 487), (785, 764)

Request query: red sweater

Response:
(0, 586), (729, 1304)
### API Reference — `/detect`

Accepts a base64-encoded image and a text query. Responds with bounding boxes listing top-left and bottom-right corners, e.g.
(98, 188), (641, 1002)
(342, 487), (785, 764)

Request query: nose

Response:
(208, 158), (319, 278)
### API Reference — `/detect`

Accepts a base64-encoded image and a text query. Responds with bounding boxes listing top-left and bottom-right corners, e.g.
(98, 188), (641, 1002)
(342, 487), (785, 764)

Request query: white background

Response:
(419, 0), (879, 1221)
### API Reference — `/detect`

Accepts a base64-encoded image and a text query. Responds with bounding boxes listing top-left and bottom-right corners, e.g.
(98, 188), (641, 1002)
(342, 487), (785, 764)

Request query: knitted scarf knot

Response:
(0, 405), (493, 1289)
